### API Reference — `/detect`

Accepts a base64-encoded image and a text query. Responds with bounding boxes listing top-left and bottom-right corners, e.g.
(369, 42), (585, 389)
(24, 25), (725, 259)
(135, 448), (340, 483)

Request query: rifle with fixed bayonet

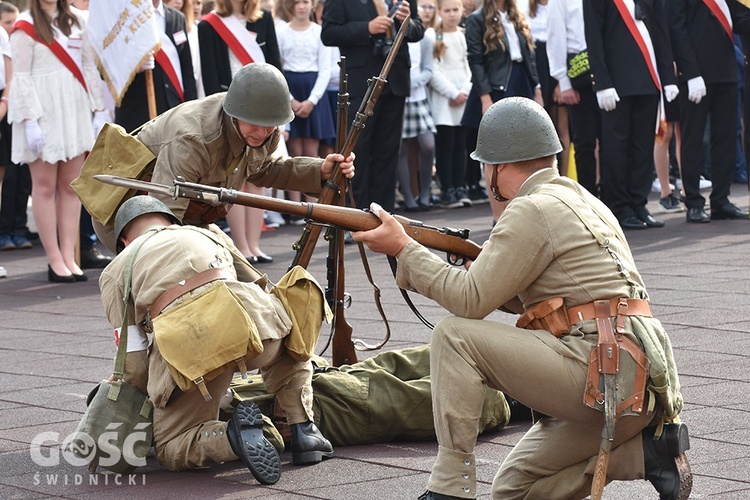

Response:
(94, 175), (482, 265)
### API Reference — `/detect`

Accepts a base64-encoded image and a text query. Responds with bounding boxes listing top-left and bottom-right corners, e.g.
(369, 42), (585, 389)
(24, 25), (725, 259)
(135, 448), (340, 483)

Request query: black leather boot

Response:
(417, 491), (463, 500)
(227, 401), (281, 484)
(643, 423), (692, 500)
(289, 420), (334, 465)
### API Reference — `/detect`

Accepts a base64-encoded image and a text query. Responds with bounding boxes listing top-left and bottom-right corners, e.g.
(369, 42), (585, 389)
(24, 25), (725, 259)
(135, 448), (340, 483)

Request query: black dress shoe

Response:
(72, 272), (89, 282)
(417, 491), (462, 500)
(636, 210), (665, 228)
(686, 208), (710, 223)
(290, 420), (334, 465)
(227, 401), (281, 484)
(80, 246), (113, 269)
(48, 265), (76, 283)
(404, 204), (421, 213)
(254, 254), (273, 264)
(418, 201), (431, 212)
(620, 216), (647, 229)
(710, 202), (749, 220)
(643, 423), (692, 500)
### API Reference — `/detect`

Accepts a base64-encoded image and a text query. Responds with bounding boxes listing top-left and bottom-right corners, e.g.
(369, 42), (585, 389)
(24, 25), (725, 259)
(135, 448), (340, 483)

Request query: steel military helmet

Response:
(114, 196), (181, 253)
(470, 97), (562, 165)
(222, 62), (295, 126)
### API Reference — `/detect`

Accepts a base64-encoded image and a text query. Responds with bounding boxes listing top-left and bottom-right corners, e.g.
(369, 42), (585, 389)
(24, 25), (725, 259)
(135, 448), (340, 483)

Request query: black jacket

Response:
(584, 0), (675, 96)
(115, 6), (197, 133)
(321, 0), (425, 99)
(670, 0), (750, 84)
(198, 9), (281, 96)
(465, 7), (539, 96)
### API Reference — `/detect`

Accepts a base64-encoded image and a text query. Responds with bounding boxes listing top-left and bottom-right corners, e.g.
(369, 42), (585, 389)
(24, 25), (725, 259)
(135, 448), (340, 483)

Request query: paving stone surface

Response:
(1, 192), (749, 498)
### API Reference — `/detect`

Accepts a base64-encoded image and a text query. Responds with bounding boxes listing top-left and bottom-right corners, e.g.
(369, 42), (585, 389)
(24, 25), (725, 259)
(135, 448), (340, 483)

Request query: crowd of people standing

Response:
(1, 0), (749, 281)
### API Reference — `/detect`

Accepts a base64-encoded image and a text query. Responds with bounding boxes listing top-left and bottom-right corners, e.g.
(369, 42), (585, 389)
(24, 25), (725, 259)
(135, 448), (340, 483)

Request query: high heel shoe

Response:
(48, 265), (76, 283)
(254, 254), (273, 264)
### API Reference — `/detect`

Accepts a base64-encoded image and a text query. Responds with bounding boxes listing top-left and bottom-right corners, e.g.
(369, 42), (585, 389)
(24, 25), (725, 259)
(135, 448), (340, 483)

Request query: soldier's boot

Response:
(417, 491), (462, 500)
(289, 420), (333, 465)
(227, 401), (281, 484)
(643, 422), (692, 500)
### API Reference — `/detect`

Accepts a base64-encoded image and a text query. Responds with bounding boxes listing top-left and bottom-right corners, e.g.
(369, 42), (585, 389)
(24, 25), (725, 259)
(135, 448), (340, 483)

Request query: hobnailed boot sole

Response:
(229, 402), (281, 484)
(665, 423), (693, 500)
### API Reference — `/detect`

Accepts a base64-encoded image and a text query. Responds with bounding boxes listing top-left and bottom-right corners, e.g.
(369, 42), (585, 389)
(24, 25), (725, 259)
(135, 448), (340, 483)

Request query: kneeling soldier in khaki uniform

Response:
(353, 98), (691, 500)
(99, 196), (333, 483)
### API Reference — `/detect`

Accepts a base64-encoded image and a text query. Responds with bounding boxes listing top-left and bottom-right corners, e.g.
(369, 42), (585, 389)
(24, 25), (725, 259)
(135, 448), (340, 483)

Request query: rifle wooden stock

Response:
(173, 180), (481, 263)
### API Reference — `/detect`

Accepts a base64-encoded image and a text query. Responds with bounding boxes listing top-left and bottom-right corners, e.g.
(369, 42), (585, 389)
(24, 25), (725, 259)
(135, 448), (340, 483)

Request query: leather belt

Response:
(149, 267), (233, 320)
(567, 298), (651, 326)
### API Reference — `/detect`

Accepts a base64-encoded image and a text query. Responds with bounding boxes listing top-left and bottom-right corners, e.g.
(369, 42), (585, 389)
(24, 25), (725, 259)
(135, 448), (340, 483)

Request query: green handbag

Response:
(67, 235), (155, 473)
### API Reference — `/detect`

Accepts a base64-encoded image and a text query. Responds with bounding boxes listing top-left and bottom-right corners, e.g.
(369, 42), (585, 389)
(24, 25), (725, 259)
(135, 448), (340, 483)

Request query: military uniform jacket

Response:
(396, 169), (683, 417)
(136, 93), (325, 224)
(100, 225), (293, 405)
(584, 0), (676, 96)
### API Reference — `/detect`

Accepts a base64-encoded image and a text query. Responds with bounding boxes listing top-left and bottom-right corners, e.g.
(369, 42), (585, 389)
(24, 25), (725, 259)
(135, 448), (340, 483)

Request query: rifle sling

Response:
(387, 255), (435, 330)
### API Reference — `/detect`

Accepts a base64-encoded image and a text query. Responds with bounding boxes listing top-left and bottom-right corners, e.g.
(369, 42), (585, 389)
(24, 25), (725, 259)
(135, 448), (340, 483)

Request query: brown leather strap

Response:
(594, 300), (619, 375)
(567, 298), (651, 325)
(150, 267), (233, 319)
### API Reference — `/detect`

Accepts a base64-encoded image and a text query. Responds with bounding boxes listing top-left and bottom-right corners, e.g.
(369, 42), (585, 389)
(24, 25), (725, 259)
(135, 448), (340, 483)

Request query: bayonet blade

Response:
(93, 175), (176, 198)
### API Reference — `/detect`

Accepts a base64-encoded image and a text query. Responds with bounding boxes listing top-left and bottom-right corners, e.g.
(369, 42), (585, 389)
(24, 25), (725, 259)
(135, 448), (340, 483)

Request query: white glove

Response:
(687, 76), (706, 104)
(139, 55), (155, 72)
(91, 110), (110, 137)
(663, 84), (679, 103)
(24, 120), (45, 157)
(596, 88), (620, 112)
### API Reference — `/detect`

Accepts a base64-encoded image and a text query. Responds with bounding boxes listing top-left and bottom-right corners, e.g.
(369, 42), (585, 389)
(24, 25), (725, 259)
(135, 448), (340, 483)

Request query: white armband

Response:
(114, 325), (149, 352)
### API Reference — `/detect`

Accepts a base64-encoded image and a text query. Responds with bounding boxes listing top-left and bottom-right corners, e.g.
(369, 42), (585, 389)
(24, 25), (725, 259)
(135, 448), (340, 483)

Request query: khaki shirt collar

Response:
(223, 112), (247, 159)
(517, 167), (559, 197)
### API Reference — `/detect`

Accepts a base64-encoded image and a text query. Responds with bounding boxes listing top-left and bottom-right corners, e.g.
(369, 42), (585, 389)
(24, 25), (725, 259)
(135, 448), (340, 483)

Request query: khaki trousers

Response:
(427, 316), (653, 499)
(125, 339), (313, 471)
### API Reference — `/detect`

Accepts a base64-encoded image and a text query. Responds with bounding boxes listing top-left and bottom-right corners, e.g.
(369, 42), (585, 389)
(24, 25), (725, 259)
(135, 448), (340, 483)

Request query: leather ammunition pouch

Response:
(151, 269), (264, 401)
(516, 297), (570, 338)
(582, 299), (651, 416)
(183, 200), (232, 226)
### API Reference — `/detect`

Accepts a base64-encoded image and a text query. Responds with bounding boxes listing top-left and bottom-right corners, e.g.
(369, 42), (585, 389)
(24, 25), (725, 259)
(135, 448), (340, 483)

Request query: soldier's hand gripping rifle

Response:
(94, 175), (482, 265)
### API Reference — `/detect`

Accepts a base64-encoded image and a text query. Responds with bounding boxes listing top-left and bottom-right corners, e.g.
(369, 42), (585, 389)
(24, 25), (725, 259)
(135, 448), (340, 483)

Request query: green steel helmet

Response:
(470, 97), (562, 165)
(114, 196), (180, 253)
(222, 62), (295, 126)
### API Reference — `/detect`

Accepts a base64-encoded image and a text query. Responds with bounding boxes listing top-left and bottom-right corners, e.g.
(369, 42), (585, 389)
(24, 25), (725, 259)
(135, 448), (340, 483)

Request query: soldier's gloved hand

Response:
(596, 88), (619, 112)
(91, 109), (110, 137)
(687, 76), (706, 104)
(663, 84), (679, 103)
(139, 55), (155, 72)
(24, 119), (45, 157)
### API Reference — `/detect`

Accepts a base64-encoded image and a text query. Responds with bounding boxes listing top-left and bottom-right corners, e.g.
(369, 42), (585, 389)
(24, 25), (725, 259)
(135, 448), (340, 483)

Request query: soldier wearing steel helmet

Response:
(99, 196), (334, 482)
(352, 97), (691, 500)
(92, 62), (354, 252)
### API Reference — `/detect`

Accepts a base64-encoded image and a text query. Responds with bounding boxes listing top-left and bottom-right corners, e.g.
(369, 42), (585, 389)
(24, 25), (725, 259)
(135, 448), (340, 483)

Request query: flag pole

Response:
(144, 69), (157, 120)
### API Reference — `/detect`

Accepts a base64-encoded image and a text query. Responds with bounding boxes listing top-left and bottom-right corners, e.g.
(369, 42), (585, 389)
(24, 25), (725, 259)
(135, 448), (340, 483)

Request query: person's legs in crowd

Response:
(416, 131), (437, 208)
(79, 206), (113, 268)
(655, 123), (684, 213)
(569, 86), (601, 197)
(225, 182), (272, 264)
(28, 155), (86, 280)
(0, 161), (32, 251)
(708, 83), (745, 218)
(396, 138), (421, 211)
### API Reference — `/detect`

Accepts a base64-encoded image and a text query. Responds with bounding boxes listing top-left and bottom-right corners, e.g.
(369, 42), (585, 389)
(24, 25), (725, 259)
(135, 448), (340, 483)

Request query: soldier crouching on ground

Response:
(353, 98), (691, 500)
(98, 196), (333, 484)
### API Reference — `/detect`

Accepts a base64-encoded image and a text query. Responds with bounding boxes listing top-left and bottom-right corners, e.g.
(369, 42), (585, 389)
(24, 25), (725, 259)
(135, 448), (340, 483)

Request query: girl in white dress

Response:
(9, 0), (106, 282)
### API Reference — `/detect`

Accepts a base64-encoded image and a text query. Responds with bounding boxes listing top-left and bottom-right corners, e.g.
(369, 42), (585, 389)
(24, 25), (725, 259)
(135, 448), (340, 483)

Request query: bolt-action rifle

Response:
(94, 175), (482, 265)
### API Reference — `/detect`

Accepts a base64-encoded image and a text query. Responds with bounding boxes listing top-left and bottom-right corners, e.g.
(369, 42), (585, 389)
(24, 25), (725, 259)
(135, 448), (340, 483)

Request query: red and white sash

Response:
(702, 0), (734, 43)
(12, 13), (87, 91)
(612, 0), (661, 91)
(154, 30), (185, 102)
(202, 12), (265, 65)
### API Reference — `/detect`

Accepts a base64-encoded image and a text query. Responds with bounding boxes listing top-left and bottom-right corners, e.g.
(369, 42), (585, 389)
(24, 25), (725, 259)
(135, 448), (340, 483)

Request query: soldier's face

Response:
(235, 120), (276, 147)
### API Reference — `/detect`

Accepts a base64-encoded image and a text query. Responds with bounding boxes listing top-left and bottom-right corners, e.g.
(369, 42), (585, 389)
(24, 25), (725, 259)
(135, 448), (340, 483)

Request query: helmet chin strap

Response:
(232, 117), (274, 150)
(489, 165), (508, 202)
